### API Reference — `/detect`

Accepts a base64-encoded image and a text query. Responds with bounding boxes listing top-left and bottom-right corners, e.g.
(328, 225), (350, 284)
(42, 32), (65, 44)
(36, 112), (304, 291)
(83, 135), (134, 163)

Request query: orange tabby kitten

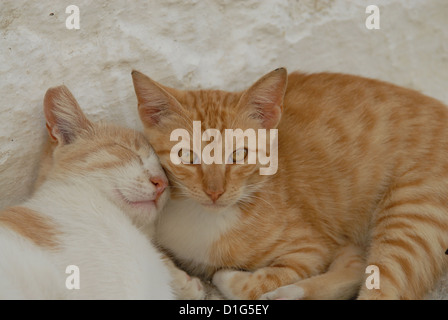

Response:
(132, 68), (448, 300)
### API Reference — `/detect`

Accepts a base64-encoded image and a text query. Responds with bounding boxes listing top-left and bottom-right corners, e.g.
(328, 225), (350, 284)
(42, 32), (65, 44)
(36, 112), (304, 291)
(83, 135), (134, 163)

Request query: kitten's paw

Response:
(260, 284), (305, 300)
(172, 270), (206, 300)
(212, 269), (251, 299)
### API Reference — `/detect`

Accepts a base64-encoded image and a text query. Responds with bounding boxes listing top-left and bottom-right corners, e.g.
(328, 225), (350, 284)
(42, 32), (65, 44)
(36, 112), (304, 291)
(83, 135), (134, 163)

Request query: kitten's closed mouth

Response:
(115, 189), (159, 212)
(129, 199), (156, 207)
(201, 202), (228, 210)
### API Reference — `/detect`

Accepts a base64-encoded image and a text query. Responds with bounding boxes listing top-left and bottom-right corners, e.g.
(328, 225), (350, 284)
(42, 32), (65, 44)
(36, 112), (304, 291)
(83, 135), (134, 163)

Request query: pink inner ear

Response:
(43, 85), (91, 145)
(241, 69), (287, 129)
(139, 104), (166, 126)
(249, 102), (282, 129)
(45, 123), (58, 141)
(261, 105), (281, 129)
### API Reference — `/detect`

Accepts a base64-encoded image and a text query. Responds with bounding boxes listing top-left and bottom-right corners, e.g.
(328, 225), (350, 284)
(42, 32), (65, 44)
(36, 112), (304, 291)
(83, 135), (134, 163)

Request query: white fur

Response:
(0, 177), (174, 299)
(212, 269), (248, 300)
(0, 228), (64, 299)
(155, 198), (241, 270)
(259, 284), (305, 300)
(260, 284), (305, 300)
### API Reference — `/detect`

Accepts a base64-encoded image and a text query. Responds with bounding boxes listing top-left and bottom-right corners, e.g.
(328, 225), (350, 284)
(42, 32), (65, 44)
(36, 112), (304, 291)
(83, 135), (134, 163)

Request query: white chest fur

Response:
(155, 199), (241, 268)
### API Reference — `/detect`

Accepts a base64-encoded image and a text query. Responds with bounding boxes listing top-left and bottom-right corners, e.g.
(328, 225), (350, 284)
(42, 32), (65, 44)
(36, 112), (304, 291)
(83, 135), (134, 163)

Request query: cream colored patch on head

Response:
(0, 206), (60, 249)
(53, 122), (152, 174)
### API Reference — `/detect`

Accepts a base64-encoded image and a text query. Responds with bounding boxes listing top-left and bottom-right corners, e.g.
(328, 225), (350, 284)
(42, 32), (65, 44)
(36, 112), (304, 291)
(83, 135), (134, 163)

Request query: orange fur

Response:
(0, 206), (60, 249)
(133, 69), (448, 299)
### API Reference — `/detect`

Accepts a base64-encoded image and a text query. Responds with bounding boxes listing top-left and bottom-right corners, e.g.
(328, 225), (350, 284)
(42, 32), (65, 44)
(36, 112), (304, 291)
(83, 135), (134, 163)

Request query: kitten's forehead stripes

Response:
(57, 124), (152, 173)
(181, 90), (242, 131)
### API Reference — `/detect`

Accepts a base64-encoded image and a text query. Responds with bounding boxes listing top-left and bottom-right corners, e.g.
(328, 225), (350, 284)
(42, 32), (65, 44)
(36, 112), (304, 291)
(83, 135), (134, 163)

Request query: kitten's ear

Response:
(238, 68), (287, 129)
(131, 70), (183, 127)
(43, 85), (91, 145)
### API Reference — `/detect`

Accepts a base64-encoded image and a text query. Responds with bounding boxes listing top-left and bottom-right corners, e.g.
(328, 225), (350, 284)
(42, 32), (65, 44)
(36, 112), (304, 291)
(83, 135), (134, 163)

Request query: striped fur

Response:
(133, 69), (448, 300)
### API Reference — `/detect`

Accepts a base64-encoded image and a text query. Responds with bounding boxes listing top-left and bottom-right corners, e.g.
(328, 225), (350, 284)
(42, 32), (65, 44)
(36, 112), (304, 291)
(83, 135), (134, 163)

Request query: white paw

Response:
(260, 284), (305, 300)
(173, 270), (206, 300)
(212, 269), (247, 300)
(212, 269), (235, 288)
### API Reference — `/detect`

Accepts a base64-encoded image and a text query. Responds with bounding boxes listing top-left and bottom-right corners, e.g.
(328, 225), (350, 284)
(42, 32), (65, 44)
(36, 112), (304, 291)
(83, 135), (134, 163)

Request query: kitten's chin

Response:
(199, 201), (235, 212)
(131, 211), (157, 228)
(123, 202), (158, 225)
(112, 189), (162, 225)
(173, 191), (237, 212)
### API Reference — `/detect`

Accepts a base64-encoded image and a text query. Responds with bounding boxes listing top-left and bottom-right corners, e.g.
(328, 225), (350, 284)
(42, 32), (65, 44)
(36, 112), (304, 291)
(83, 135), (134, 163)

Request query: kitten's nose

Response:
(150, 176), (167, 200)
(205, 189), (224, 203)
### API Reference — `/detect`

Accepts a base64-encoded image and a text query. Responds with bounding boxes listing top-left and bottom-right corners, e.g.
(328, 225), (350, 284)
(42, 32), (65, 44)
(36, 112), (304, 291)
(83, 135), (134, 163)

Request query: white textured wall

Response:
(1, 0), (448, 297)
(2, 0), (448, 207)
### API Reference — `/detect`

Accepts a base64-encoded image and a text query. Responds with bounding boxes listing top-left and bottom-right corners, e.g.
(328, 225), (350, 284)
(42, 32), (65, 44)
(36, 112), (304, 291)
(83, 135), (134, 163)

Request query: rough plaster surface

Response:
(1, 0), (447, 298)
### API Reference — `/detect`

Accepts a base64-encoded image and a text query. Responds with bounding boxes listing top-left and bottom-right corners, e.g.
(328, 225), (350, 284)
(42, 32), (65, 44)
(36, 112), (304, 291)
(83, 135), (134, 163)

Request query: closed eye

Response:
(111, 143), (144, 165)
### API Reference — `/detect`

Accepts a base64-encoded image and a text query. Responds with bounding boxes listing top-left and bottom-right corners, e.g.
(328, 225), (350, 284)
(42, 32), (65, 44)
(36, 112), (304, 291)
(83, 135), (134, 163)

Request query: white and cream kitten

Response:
(0, 86), (204, 299)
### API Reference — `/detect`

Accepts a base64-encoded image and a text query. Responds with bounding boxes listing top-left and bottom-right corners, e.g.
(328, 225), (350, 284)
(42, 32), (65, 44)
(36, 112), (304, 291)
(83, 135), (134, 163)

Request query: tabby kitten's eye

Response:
(229, 148), (248, 163)
(178, 149), (200, 164)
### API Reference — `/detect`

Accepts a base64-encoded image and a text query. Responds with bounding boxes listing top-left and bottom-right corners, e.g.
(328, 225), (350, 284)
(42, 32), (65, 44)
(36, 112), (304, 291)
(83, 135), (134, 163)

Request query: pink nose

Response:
(150, 176), (167, 200)
(205, 189), (224, 203)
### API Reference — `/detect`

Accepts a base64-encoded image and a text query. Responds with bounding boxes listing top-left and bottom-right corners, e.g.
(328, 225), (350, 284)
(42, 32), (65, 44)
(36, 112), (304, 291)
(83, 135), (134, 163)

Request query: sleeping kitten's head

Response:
(131, 68), (287, 211)
(43, 86), (169, 225)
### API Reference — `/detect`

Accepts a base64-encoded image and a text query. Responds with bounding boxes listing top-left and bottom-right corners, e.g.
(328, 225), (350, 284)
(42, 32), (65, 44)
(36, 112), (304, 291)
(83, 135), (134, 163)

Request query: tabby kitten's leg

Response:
(213, 243), (329, 299)
(162, 255), (206, 299)
(358, 175), (448, 300)
(260, 245), (365, 300)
